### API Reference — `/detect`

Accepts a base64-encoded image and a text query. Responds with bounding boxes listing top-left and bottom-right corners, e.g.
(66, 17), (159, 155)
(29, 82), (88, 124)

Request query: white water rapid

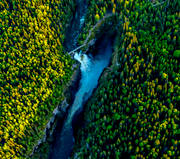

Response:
(49, 41), (112, 159)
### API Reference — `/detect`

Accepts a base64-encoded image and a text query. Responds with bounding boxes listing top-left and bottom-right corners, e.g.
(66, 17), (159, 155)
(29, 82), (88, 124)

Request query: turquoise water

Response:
(49, 41), (112, 159)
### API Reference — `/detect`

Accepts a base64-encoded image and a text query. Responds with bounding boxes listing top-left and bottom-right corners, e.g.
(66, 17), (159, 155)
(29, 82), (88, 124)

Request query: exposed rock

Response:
(29, 63), (81, 158)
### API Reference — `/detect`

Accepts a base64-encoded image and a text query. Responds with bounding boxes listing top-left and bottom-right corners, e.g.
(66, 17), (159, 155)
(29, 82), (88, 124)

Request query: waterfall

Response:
(49, 41), (112, 159)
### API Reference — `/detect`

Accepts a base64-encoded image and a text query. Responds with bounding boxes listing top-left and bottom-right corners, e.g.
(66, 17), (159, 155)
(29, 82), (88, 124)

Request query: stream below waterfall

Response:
(28, 0), (115, 158)
(49, 39), (112, 159)
(47, 0), (113, 158)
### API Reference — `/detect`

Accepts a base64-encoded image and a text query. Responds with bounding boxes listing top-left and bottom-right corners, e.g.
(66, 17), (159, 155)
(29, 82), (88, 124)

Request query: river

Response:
(49, 39), (112, 158)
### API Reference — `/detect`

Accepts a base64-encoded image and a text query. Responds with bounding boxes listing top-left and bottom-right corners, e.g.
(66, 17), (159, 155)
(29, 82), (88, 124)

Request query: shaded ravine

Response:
(49, 39), (112, 159)
(30, 0), (115, 158)
(64, 0), (88, 51)
(48, 0), (114, 158)
(29, 0), (87, 157)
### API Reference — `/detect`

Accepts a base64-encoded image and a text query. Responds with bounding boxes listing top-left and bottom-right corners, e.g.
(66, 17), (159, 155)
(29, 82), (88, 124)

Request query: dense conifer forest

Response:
(72, 0), (180, 158)
(0, 0), (75, 158)
(0, 0), (179, 158)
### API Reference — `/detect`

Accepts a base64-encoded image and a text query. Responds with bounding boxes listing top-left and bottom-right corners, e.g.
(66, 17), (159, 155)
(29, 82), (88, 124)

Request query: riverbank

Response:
(29, 0), (88, 158)
(30, 62), (81, 159)
(71, 0), (180, 158)
(49, 34), (113, 159)
(0, 1), (77, 158)
(3, 0), (178, 158)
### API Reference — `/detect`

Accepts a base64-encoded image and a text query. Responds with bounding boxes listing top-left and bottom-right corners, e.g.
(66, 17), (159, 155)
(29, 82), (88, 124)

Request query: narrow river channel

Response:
(49, 40), (112, 159)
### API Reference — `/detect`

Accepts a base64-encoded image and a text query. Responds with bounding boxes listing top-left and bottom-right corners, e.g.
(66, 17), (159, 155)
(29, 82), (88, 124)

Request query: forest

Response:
(0, 0), (75, 158)
(72, 0), (180, 158)
(0, 0), (179, 159)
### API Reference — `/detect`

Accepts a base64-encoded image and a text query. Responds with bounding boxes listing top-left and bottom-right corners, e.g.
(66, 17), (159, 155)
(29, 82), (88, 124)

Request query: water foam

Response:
(50, 41), (112, 159)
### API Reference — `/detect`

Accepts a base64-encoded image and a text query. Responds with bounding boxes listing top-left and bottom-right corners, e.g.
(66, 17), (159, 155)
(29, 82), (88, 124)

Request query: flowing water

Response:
(64, 0), (87, 51)
(48, 0), (113, 158)
(49, 40), (112, 159)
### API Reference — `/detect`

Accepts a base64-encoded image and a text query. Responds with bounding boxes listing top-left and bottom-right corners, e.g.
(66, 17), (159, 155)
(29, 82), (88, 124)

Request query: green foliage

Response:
(173, 50), (180, 58)
(0, 0), (75, 158)
(71, 0), (180, 158)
